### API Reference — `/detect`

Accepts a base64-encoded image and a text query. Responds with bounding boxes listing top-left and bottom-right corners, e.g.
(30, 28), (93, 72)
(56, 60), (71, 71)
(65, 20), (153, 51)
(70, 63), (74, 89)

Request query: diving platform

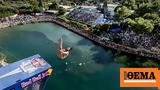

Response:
(0, 54), (52, 90)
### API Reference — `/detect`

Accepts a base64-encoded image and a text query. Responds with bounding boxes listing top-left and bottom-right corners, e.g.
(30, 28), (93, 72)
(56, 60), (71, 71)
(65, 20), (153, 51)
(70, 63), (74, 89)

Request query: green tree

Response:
(154, 18), (160, 33)
(122, 0), (136, 9)
(18, 5), (33, 14)
(38, 0), (43, 8)
(49, 1), (58, 10)
(114, 6), (131, 21)
(30, 0), (39, 6)
(123, 17), (154, 33)
(136, 0), (151, 8)
(0, 6), (17, 18)
(151, 0), (160, 13)
(122, 18), (136, 29)
(135, 3), (151, 16)
(33, 5), (42, 13)
(58, 7), (66, 15)
(135, 0), (160, 16)
(134, 17), (154, 33)
(143, 13), (159, 20)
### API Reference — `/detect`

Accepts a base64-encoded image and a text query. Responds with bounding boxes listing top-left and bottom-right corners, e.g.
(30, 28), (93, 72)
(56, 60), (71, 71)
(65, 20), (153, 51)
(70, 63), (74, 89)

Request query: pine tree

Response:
(38, 0), (43, 7)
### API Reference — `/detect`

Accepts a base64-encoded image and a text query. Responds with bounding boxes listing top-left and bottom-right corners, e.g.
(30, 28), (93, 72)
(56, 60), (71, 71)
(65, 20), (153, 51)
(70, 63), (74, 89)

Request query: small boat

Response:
(57, 35), (72, 59)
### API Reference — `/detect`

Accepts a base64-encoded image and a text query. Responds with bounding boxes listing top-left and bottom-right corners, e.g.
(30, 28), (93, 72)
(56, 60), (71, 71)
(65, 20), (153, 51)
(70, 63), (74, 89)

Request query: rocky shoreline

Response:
(0, 15), (160, 60)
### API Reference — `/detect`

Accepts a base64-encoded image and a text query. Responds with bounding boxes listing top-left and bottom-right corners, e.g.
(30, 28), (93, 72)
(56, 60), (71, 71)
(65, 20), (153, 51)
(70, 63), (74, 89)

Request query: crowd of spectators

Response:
(101, 30), (159, 51)
(67, 7), (102, 25)
(0, 14), (56, 29)
(0, 15), (35, 28)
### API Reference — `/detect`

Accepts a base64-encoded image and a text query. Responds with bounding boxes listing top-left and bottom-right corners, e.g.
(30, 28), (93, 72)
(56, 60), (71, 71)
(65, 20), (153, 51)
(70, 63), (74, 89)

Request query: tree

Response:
(114, 6), (131, 21)
(49, 1), (58, 10)
(30, 0), (42, 13)
(18, 5), (33, 14)
(135, 4), (151, 16)
(0, 6), (17, 18)
(103, 0), (109, 18)
(33, 5), (42, 13)
(135, 0), (151, 8)
(134, 17), (154, 33)
(122, 0), (136, 10)
(38, 0), (43, 8)
(154, 18), (160, 33)
(143, 13), (159, 20)
(135, 0), (160, 16)
(30, 0), (39, 6)
(122, 18), (136, 30)
(58, 7), (66, 15)
(151, 0), (160, 13)
(122, 17), (154, 33)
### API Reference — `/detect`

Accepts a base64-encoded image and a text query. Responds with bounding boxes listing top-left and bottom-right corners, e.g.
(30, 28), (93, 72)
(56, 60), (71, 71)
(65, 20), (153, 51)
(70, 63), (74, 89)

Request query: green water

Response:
(0, 23), (156, 90)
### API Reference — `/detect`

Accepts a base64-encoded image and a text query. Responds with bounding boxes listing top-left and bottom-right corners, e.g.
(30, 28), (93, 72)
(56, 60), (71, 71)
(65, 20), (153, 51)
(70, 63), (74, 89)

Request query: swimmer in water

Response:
(57, 35), (72, 59)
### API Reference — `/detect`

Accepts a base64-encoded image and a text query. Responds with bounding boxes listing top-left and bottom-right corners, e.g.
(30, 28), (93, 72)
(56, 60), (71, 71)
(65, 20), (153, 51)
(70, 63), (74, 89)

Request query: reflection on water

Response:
(0, 23), (157, 90)
(114, 53), (158, 67)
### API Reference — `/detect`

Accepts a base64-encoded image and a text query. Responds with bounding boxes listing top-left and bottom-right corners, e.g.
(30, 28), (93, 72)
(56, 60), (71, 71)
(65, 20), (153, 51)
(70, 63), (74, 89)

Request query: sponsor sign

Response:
(21, 69), (52, 88)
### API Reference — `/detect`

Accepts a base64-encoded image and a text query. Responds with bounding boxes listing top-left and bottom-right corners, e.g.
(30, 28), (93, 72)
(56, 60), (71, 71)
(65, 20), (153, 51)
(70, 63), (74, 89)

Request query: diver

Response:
(57, 35), (72, 59)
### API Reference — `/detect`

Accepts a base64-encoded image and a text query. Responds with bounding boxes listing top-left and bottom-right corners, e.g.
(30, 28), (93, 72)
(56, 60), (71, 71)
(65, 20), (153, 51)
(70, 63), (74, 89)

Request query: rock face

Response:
(0, 53), (8, 67)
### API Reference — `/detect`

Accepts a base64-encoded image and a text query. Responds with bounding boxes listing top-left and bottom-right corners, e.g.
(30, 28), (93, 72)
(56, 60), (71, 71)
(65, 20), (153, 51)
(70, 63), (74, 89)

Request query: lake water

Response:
(0, 23), (156, 90)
